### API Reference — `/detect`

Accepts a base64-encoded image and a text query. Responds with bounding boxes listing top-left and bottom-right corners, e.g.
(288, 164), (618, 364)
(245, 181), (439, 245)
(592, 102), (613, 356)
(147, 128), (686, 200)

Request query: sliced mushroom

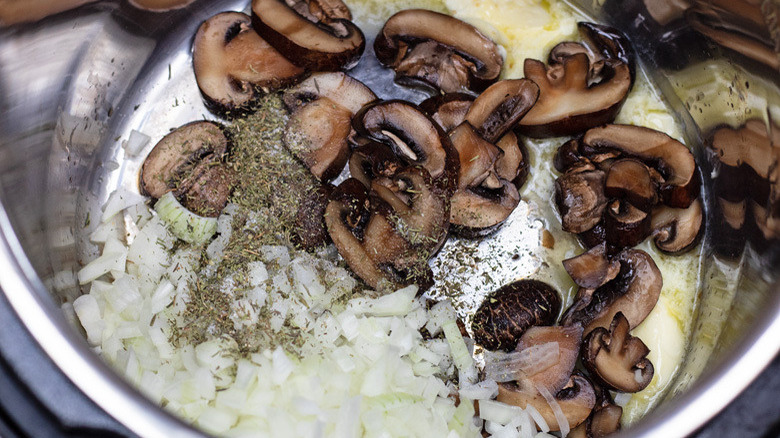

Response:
(562, 242), (620, 290)
(582, 124), (699, 208)
(570, 399), (623, 438)
(518, 52), (631, 137)
(374, 9), (503, 93)
(140, 121), (232, 217)
(419, 92), (475, 132)
(516, 324), (584, 394)
(604, 158), (658, 211)
(464, 79), (540, 143)
(562, 248), (662, 335)
(293, 183), (334, 250)
(325, 165), (447, 290)
(251, 0), (365, 71)
(348, 141), (403, 188)
(554, 138), (587, 173)
(471, 279), (562, 352)
(495, 131), (530, 189)
(193, 12), (305, 115)
(603, 199), (652, 249)
(577, 22), (636, 83)
(325, 179), (388, 289)
(649, 197), (703, 254)
(351, 100), (459, 196)
(555, 167), (608, 234)
(496, 375), (596, 432)
(582, 312), (654, 392)
(282, 73), (377, 181)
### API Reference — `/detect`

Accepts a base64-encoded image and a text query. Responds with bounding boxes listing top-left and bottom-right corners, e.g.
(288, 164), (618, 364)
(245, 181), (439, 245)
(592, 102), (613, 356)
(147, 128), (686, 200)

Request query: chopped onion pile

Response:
(70, 192), (548, 437)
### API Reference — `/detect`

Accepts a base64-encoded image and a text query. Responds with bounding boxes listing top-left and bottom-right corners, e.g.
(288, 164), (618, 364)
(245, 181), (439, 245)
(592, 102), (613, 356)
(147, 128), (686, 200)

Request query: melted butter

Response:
(346, 0), (702, 427)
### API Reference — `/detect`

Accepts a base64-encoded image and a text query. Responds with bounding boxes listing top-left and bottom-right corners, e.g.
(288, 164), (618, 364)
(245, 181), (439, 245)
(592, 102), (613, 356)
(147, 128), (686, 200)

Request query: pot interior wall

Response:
(0, 0), (778, 435)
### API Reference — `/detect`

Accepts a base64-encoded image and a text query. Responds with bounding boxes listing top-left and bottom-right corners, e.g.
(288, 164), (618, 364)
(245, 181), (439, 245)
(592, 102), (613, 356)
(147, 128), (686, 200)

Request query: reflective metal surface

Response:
(0, 0), (778, 437)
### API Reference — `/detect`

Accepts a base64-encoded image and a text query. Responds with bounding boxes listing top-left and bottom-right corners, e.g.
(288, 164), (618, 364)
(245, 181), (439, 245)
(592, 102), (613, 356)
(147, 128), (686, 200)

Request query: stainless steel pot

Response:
(0, 0), (778, 437)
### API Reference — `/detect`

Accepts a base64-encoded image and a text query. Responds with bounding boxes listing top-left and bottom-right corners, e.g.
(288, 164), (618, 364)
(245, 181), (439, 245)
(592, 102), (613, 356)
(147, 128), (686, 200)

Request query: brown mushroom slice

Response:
(348, 142), (403, 188)
(352, 100), (459, 195)
(251, 0), (365, 71)
(374, 9), (503, 93)
(325, 179), (388, 289)
(293, 183), (334, 250)
(495, 131), (529, 189)
(449, 181), (520, 235)
(582, 312), (654, 392)
(578, 22), (636, 83)
(496, 375), (596, 432)
(562, 242), (620, 290)
(449, 122), (502, 190)
(282, 73), (377, 181)
(554, 139), (587, 173)
(471, 279), (562, 352)
(140, 121), (228, 200)
(419, 93), (475, 133)
(562, 248), (663, 334)
(193, 12), (305, 115)
(283, 71), (377, 115)
(651, 198), (703, 254)
(464, 79), (540, 143)
(555, 167), (608, 234)
(518, 53), (631, 138)
(582, 124), (699, 208)
(175, 158), (234, 217)
(570, 403), (623, 438)
(516, 324), (584, 394)
(603, 199), (652, 249)
(604, 158), (658, 211)
(284, 98), (353, 181)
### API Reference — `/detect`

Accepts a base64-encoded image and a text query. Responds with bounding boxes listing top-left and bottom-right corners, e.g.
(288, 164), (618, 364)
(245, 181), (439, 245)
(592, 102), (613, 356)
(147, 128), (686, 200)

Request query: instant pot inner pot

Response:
(0, 1), (778, 437)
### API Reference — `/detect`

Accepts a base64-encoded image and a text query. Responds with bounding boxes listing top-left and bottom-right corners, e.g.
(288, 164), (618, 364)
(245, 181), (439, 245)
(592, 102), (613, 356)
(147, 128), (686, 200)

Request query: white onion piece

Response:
(478, 399), (524, 425)
(525, 404), (550, 432)
(122, 129), (151, 156)
(613, 391), (633, 407)
(154, 192), (217, 244)
(459, 379), (498, 400)
(102, 188), (146, 223)
(484, 342), (560, 382)
(536, 384), (569, 437)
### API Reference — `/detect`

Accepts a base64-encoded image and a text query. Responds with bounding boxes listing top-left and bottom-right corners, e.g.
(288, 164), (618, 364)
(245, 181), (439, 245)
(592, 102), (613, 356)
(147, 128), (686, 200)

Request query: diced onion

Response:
(154, 192), (217, 244)
(123, 129), (151, 157)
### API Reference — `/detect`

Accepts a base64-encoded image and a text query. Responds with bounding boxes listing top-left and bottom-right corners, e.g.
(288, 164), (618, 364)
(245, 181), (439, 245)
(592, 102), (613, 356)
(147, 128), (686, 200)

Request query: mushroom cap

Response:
(419, 92), (475, 133)
(582, 312), (654, 392)
(139, 121), (229, 205)
(465, 79), (540, 143)
(562, 242), (620, 290)
(562, 248), (663, 335)
(604, 158), (658, 212)
(374, 9), (503, 93)
(282, 72), (377, 182)
(471, 279), (562, 351)
(651, 198), (704, 254)
(555, 167), (608, 234)
(293, 183), (334, 250)
(582, 124), (699, 209)
(251, 0), (365, 71)
(352, 100), (459, 196)
(193, 12), (305, 116)
(518, 53), (631, 138)
(603, 199), (652, 249)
